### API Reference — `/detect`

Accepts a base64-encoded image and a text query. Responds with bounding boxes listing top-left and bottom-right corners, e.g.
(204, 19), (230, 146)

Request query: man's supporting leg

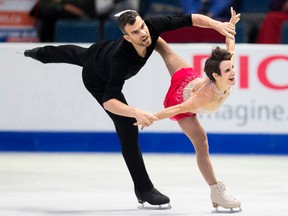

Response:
(113, 114), (153, 191)
(108, 111), (170, 205)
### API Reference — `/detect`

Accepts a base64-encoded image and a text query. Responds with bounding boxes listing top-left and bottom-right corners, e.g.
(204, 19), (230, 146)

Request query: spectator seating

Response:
(55, 20), (100, 43)
(161, 26), (225, 43)
(103, 20), (122, 40)
(257, 12), (288, 44)
(53, 1), (269, 44)
(143, 0), (182, 16)
(236, 0), (271, 43)
(281, 21), (288, 44)
(235, 21), (246, 43)
(237, 0), (270, 13)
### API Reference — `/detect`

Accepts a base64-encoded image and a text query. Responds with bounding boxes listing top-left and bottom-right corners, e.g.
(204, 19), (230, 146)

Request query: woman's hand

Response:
(230, 7), (241, 25)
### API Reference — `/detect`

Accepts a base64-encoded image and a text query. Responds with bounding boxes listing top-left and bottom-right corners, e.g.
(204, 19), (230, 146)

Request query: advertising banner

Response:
(0, 43), (287, 134)
(0, 43), (287, 153)
(0, 0), (38, 42)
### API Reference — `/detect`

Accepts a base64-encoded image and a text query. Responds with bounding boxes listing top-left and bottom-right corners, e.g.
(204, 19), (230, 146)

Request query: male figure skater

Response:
(24, 10), (236, 207)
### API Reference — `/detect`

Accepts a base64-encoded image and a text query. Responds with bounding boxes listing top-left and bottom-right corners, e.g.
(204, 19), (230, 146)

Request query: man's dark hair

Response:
(117, 10), (140, 34)
(204, 46), (233, 82)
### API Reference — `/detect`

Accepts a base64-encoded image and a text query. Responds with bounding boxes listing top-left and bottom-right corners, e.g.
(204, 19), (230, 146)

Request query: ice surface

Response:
(0, 153), (287, 216)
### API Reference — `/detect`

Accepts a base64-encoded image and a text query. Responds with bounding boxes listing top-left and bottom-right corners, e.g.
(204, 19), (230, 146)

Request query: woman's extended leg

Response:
(155, 37), (190, 76)
(177, 115), (217, 185)
(178, 115), (241, 209)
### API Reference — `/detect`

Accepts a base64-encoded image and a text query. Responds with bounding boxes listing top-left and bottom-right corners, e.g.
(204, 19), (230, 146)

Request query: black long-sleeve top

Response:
(85, 14), (193, 103)
(35, 14), (193, 103)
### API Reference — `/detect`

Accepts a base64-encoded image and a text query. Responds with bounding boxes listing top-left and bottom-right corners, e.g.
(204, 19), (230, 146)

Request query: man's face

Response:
(123, 16), (152, 47)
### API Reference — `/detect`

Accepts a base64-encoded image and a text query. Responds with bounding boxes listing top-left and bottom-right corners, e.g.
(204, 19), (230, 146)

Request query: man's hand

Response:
(218, 7), (240, 39)
(215, 21), (236, 40)
(103, 99), (158, 129)
(133, 108), (159, 130)
(217, 7), (240, 39)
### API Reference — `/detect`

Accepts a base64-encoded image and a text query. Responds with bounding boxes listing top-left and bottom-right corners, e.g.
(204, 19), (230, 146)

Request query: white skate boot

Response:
(210, 181), (241, 212)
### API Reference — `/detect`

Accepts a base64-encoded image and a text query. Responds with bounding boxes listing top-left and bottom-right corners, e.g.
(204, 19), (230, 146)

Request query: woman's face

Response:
(218, 60), (235, 86)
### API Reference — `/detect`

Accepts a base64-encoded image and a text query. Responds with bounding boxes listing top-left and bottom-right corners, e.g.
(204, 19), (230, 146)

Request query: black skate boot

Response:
(24, 47), (40, 60)
(135, 187), (171, 209)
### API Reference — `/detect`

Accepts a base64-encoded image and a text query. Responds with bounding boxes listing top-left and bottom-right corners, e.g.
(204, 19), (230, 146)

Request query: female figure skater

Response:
(136, 7), (241, 211)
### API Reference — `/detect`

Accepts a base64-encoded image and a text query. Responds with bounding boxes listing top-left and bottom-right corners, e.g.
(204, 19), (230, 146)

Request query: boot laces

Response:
(217, 182), (237, 202)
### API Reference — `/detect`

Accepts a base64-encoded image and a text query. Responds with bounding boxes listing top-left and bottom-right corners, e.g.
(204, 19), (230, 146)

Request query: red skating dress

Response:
(163, 67), (199, 121)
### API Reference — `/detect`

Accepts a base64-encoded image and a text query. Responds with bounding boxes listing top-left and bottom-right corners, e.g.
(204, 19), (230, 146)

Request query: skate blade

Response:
(212, 206), (242, 213)
(137, 203), (172, 210)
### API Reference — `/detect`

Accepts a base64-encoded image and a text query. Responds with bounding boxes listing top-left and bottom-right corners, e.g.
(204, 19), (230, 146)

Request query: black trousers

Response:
(36, 45), (154, 192)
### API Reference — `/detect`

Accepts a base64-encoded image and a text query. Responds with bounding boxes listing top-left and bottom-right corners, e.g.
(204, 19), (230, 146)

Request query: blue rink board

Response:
(0, 131), (287, 154)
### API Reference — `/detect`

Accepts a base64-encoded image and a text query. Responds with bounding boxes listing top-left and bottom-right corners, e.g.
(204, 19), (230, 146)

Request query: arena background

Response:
(0, 43), (287, 154)
(1, 2), (288, 216)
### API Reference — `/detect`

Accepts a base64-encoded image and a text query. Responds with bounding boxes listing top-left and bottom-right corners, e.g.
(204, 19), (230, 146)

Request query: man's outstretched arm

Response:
(191, 13), (236, 39)
(103, 99), (158, 129)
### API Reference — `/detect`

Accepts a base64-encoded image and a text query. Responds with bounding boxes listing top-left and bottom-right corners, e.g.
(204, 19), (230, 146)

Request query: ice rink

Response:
(0, 153), (287, 216)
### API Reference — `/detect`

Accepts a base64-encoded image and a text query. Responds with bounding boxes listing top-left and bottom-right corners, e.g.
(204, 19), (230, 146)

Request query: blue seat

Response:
(238, 0), (270, 13)
(281, 22), (288, 44)
(235, 21), (246, 43)
(143, 0), (182, 16)
(147, 0), (181, 6)
(55, 19), (100, 43)
(103, 20), (122, 40)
